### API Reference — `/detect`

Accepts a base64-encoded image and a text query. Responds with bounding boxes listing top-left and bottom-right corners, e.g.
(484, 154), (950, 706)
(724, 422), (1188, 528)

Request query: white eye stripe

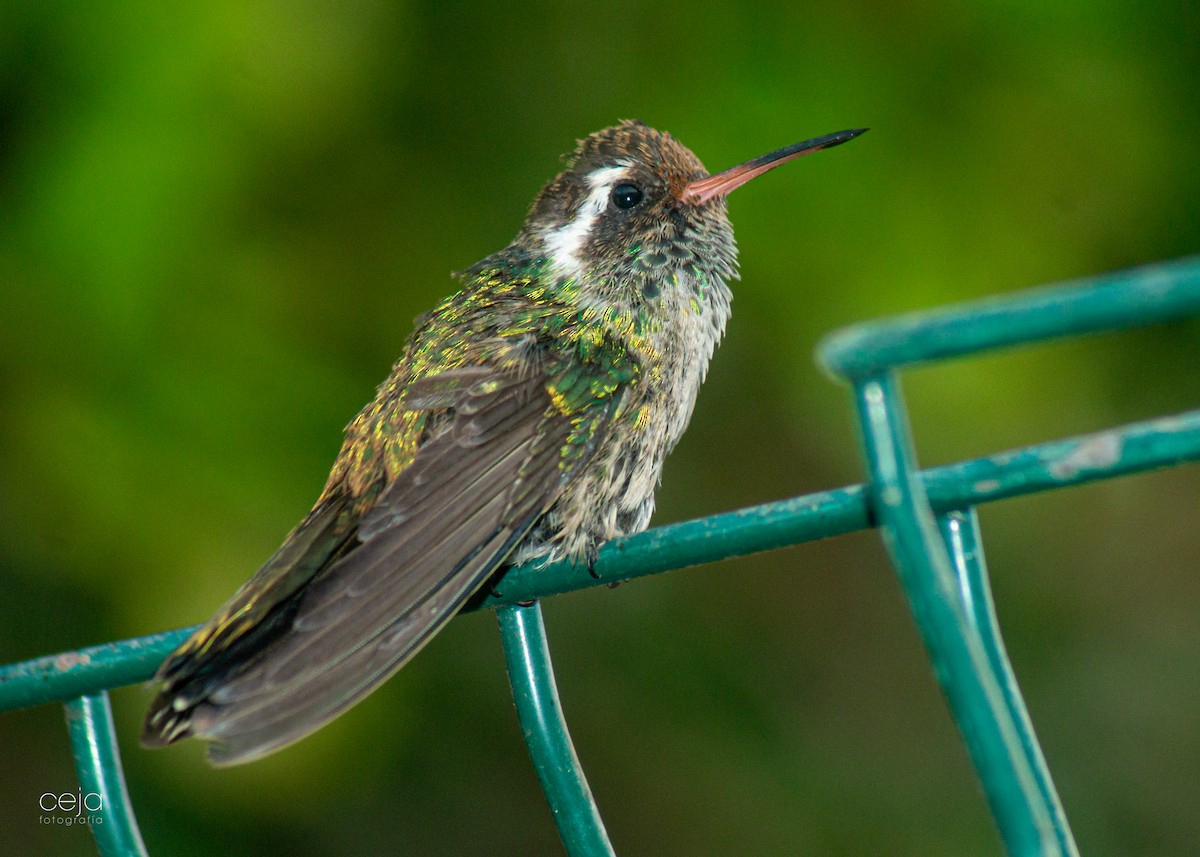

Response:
(545, 165), (631, 279)
(586, 164), (632, 189)
(578, 166), (627, 219)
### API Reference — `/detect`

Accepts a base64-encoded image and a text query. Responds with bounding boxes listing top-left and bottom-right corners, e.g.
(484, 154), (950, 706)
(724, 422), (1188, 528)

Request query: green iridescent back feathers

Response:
(324, 254), (643, 510)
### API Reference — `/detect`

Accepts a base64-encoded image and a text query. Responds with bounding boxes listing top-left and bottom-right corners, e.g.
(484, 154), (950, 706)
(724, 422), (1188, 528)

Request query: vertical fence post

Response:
(64, 692), (149, 857)
(498, 601), (616, 857)
(851, 372), (1064, 857)
(938, 509), (1077, 855)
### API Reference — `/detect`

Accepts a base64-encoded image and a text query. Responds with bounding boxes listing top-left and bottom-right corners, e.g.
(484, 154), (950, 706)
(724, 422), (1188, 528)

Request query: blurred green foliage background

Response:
(2, 2), (1199, 855)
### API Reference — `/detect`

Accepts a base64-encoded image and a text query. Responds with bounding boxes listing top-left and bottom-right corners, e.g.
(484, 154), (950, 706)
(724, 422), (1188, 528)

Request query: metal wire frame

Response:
(0, 257), (1198, 856)
(820, 256), (1200, 855)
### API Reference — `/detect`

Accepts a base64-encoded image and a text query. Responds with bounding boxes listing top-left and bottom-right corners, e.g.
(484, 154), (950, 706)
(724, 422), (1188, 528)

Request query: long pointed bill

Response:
(682, 128), (868, 205)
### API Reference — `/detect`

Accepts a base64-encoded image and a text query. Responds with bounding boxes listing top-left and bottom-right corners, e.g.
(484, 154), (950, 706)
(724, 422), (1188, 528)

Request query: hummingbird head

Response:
(516, 120), (866, 303)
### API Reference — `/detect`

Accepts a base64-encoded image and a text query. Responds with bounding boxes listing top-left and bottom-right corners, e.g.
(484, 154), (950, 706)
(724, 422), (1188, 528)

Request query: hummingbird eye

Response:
(610, 183), (644, 210)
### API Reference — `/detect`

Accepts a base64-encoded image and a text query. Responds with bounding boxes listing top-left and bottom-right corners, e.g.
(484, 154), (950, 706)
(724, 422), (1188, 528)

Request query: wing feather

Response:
(144, 366), (615, 765)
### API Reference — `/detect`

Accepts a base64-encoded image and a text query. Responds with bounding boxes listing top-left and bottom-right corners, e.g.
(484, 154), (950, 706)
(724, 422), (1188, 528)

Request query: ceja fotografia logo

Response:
(39, 790), (104, 827)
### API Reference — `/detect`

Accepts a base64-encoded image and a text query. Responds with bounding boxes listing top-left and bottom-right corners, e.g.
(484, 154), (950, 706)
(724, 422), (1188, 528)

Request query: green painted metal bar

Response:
(497, 602), (615, 857)
(3, 408), (1199, 714)
(0, 628), (194, 713)
(939, 509), (1078, 856)
(853, 373), (1061, 857)
(63, 692), (149, 857)
(817, 258), (1200, 856)
(820, 256), (1200, 378)
(491, 408), (1200, 603)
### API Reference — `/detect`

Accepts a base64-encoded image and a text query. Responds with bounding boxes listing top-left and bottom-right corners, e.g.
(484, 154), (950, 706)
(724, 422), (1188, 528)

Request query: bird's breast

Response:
(524, 273), (732, 563)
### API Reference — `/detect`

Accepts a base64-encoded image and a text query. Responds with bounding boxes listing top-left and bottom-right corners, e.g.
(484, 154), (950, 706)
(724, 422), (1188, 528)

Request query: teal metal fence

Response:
(2, 257), (1199, 856)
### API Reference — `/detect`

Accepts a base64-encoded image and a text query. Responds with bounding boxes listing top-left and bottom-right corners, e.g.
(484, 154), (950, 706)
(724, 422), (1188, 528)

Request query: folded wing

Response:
(143, 367), (615, 765)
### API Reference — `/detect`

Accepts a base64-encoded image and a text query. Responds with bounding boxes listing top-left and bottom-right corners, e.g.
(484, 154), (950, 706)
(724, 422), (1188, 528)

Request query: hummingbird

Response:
(141, 120), (866, 765)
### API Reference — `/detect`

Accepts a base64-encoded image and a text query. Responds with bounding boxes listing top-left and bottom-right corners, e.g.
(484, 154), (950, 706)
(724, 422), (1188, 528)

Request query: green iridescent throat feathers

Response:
(141, 120), (866, 765)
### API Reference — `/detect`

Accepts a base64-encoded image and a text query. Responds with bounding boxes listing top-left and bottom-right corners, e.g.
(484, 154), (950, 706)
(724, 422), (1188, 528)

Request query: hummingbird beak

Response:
(681, 128), (868, 205)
